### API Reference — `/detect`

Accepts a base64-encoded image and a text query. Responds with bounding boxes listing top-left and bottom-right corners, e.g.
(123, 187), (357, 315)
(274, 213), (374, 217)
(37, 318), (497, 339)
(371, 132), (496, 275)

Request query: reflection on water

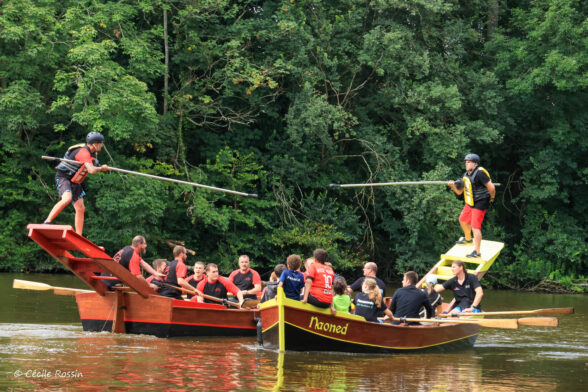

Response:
(1, 273), (587, 391)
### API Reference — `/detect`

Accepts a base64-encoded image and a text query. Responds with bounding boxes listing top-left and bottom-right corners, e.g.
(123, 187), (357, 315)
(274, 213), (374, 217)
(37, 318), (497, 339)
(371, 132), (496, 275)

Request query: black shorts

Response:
(307, 293), (331, 308)
(56, 174), (86, 203)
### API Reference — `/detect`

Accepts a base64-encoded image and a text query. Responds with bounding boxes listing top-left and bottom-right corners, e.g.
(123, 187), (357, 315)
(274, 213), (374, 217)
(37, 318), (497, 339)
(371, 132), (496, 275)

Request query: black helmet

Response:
(464, 153), (480, 163)
(86, 131), (105, 144)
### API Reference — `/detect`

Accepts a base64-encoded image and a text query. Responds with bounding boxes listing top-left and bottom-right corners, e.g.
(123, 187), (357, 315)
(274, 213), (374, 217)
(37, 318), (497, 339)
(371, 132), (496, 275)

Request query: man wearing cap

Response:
(447, 153), (495, 258)
(44, 132), (109, 235)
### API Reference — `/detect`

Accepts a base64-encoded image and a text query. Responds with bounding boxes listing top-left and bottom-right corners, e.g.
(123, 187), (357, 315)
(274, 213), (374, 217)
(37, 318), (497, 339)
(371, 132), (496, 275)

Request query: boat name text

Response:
(309, 316), (348, 335)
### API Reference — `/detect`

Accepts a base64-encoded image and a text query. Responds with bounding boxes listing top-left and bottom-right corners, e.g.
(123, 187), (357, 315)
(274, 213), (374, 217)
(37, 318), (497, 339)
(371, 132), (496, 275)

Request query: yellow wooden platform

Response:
(418, 239), (504, 285)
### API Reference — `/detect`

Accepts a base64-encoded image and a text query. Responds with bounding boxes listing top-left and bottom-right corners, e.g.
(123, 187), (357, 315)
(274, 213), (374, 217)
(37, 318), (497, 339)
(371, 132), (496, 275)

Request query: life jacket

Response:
(462, 166), (490, 206)
(55, 144), (98, 184)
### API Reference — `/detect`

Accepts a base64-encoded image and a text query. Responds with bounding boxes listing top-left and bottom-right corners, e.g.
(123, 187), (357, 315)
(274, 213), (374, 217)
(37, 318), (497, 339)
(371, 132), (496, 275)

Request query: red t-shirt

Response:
(306, 262), (335, 303)
(113, 245), (142, 276)
(173, 260), (187, 280)
(228, 268), (261, 290)
(195, 276), (240, 296)
(74, 147), (94, 165)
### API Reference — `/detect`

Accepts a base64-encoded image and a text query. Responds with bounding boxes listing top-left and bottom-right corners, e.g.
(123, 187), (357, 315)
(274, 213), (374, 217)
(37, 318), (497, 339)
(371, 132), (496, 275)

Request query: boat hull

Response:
(76, 291), (259, 338)
(260, 295), (479, 353)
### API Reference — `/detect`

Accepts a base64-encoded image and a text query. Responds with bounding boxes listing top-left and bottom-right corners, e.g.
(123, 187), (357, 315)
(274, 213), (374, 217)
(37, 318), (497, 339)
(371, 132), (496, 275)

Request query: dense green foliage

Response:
(1, 0), (586, 289)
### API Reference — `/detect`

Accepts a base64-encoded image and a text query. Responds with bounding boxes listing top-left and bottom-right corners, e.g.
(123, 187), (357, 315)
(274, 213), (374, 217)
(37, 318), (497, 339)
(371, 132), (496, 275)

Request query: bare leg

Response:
(473, 228), (482, 253)
(459, 220), (472, 241)
(45, 192), (73, 223)
(73, 198), (85, 235)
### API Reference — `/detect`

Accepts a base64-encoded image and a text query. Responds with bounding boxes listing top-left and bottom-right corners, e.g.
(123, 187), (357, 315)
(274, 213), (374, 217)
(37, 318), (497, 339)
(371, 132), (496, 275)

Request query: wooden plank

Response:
(112, 289), (126, 333)
(92, 257), (155, 298)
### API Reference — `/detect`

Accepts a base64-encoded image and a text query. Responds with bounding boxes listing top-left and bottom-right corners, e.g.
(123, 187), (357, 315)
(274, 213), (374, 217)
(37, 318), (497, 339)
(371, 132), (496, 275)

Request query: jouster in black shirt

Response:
(389, 285), (433, 325)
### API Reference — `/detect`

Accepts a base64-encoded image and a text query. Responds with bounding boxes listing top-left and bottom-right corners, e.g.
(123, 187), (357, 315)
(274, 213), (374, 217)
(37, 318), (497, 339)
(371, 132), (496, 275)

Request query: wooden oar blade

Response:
(477, 318), (519, 329)
(13, 279), (52, 291)
(517, 317), (559, 327)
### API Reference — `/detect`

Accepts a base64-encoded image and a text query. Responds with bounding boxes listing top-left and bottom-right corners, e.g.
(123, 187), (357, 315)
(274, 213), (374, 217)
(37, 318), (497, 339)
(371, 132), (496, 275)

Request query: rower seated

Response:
(146, 259), (168, 291)
(434, 260), (483, 314)
(228, 255), (262, 302)
(193, 263), (244, 306)
(389, 271), (433, 325)
(185, 261), (205, 299)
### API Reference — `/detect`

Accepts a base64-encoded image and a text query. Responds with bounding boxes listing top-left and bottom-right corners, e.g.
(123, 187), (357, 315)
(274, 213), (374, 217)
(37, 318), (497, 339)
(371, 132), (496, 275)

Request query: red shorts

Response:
(459, 205), (487, 230)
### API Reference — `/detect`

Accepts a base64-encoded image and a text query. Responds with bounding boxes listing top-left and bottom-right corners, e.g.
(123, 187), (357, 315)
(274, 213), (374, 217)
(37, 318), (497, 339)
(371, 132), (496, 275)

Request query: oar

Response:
(392, 316), (518, 329)
(517, 317), (559, 327)
(330, 181), (501, 188)
(161, 283), (242, 308)
(13, 279), (93, 296)
(439, 307), (574, 317)
(42, 156), (258, 198)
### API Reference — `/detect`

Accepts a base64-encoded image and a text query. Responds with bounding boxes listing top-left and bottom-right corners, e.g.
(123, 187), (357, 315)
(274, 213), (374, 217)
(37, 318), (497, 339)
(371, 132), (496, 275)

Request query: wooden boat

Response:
(26, 224), (259, 338)
(258, 240), (505, 353)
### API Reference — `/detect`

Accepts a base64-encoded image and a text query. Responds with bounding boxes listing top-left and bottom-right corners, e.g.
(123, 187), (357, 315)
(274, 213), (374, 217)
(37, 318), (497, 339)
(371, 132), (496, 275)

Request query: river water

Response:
(1, 273), (586, 391)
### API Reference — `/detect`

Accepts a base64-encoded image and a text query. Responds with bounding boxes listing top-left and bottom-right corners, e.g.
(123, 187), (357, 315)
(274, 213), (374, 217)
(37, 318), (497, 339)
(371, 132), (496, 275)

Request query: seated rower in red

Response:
(185, 261), (205, 299)
(146, 258), (168, 291)
(159, 246), (194, 300)
(192, 263), (244, 306)
(228, 255), (261, 302)
(109, 235), (163, 289)
(301, 248), (335, 308)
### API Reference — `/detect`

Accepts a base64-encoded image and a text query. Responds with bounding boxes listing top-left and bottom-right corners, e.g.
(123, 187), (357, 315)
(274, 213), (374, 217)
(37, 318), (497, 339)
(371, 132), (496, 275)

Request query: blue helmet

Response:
(464, 153), (480, 163)
(86, 131), (105, 144)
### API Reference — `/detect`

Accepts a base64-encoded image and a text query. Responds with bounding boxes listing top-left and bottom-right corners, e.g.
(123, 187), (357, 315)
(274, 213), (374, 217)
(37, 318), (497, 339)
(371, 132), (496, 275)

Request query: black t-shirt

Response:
(442, 273), (482, 310)
(389, 285), (433, 323)
(201, 280), (229, 303)
(349, 276), (387, 294)
(353, 292), (387, 322)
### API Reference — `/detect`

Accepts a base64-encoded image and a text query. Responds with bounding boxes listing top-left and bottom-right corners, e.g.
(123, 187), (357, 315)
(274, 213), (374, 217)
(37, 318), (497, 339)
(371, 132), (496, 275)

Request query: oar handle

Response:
(41, 156), (258, 198)
(161, 283), (241, 308)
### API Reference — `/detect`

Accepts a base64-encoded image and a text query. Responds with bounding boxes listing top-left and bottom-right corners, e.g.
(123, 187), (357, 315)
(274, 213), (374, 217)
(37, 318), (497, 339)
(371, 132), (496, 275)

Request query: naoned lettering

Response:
(308, 316), (349, 335)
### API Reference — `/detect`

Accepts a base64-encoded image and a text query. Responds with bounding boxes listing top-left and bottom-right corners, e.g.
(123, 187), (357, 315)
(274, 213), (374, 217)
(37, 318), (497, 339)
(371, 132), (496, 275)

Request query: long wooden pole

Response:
(392, 316), (518, 329)
(41, 156), (258, 198)
(330, 180), (501, 188)
(439, 307), (574, 317)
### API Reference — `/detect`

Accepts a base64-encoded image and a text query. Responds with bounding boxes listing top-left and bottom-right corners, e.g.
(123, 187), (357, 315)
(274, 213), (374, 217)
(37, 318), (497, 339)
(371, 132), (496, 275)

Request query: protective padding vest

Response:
(55, 144), (97, 184)
(462, 166), (490, 206)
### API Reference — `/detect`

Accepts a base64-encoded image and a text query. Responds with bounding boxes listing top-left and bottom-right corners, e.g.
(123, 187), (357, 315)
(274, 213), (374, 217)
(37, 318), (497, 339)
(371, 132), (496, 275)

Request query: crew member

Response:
(435, 260), (483, 314)
(159, 246), (193, 300)
(389, 271), (433, 325)
(185, 261), (205, 299)
(44, 131), (109, 235)
(347, 262), (387, 295)
(228, 255), (261, 301)
(194, 263), (244, 305)
(146, 259), (168, 291)
(301, 249), (335, 308)
(448, 153), (495, 258)
(106, 236), (163, 289)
